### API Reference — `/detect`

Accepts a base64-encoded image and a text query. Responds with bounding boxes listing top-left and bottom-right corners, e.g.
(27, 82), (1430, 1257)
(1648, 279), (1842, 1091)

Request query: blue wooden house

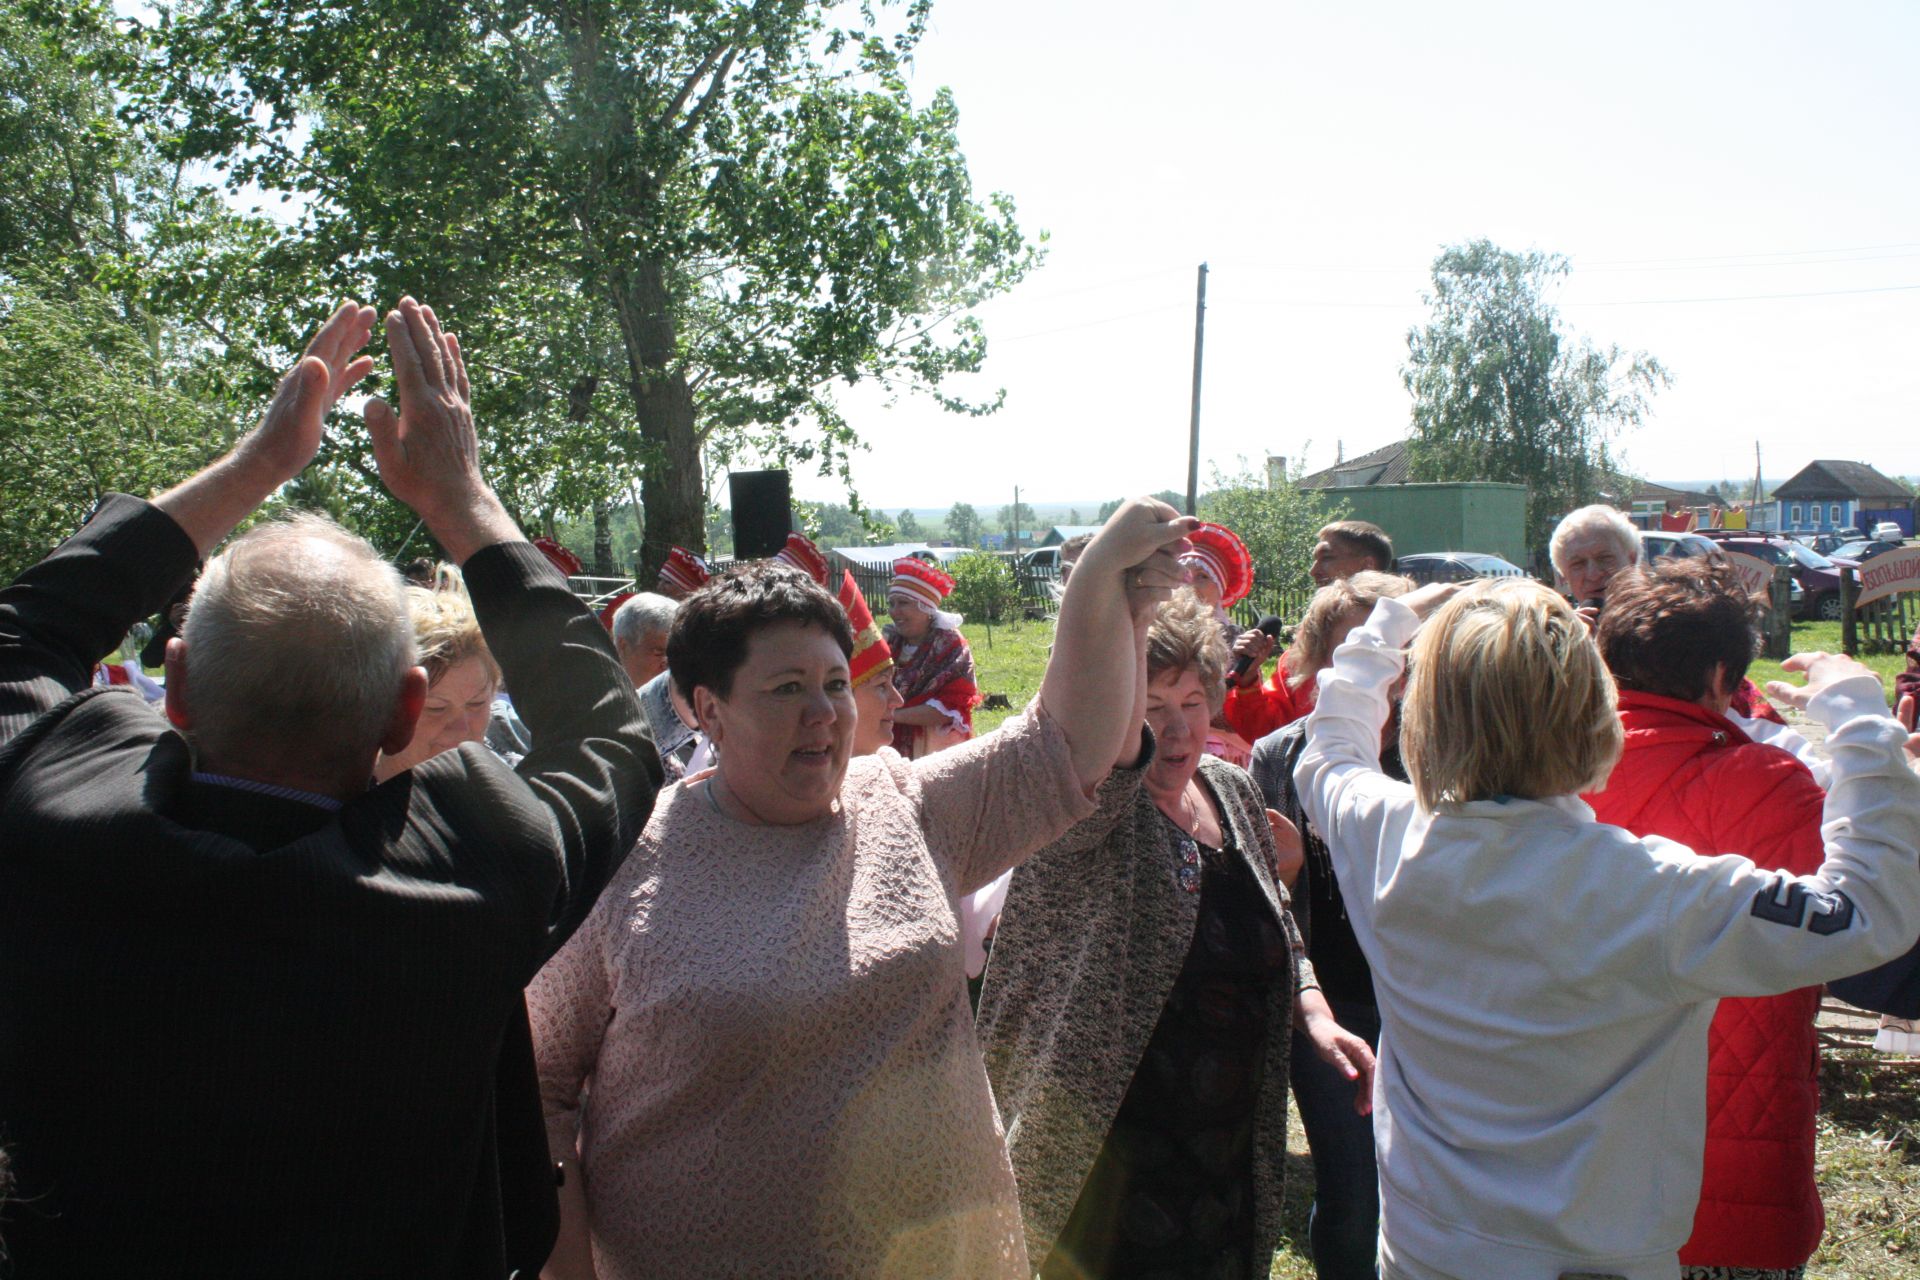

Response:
(1757, 460), (1914, 537)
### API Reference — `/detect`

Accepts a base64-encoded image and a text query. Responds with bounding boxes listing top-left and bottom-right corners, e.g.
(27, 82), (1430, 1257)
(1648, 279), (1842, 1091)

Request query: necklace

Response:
(1154, 779), (1212, 894)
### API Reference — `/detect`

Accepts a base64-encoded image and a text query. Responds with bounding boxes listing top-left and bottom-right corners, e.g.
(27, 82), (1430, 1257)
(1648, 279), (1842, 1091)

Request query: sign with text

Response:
(1719, 551), (1776, 599)
(1852, 546), (1920, 606)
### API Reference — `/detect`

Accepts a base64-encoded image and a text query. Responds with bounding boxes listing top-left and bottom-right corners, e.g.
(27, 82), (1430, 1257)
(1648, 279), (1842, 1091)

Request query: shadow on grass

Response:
(1822, 1050), (1920, 1168)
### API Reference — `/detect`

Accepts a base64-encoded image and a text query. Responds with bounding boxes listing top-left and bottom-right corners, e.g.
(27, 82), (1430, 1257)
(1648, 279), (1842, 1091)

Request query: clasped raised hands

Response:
(1077, 497), (1198, 621)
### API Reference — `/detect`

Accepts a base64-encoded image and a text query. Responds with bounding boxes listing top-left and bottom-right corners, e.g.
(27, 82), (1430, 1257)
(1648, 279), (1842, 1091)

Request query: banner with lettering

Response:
(1719, 551), (1777, 599)
(1852, 546), (1920, 606)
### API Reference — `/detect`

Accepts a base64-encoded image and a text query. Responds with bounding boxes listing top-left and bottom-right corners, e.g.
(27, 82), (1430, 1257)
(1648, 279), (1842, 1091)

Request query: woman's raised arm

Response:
(1040, 497), (1195, 792)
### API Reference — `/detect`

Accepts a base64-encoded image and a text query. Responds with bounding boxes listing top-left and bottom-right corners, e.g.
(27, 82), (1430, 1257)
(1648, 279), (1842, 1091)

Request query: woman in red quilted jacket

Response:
(1587, 557), (1825, 1279)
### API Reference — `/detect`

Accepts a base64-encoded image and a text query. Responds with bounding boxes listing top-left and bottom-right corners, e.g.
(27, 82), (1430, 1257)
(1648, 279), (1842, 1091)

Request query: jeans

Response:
(1289, 997), (1382, 1280)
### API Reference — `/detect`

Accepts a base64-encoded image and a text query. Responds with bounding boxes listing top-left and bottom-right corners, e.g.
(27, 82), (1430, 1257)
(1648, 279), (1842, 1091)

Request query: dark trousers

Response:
(1289, 997), (1382, 1280)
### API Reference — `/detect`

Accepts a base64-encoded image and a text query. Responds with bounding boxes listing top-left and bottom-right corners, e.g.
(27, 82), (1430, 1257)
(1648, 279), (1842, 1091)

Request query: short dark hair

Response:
(1322, 520), (1394, 569)
(1596, 556), (1761, 703)
(669, 562), (854, 706)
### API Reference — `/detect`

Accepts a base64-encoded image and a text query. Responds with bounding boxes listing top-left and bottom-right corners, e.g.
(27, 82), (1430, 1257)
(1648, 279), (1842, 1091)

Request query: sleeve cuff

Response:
(1368, 595), (1421, 647)
(925, 697), (969, 732)
(1806, 673), (1894, 730)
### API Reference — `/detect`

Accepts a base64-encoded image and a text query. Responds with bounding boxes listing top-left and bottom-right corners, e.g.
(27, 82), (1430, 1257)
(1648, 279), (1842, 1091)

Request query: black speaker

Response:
(729, 469), (793, 559)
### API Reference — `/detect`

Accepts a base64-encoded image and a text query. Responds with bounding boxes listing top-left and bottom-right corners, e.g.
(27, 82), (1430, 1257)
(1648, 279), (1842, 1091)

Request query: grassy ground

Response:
(961, 617), (1053, 735)
(973, 614), (1919, 1278)
(1751, 619), (1909, 699)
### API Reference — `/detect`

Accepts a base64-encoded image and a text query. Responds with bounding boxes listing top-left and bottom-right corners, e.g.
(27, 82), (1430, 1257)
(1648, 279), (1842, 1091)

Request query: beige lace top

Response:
(529, 706), (1094, 1278)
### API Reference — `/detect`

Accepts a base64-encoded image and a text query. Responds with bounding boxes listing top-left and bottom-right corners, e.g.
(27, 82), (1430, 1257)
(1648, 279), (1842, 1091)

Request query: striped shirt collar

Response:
(191, 772), (346, 813)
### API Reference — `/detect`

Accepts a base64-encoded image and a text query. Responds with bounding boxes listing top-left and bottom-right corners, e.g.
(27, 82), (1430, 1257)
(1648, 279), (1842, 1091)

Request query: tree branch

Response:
(659, 43), (726, 128)
(676, 46), (739, 139)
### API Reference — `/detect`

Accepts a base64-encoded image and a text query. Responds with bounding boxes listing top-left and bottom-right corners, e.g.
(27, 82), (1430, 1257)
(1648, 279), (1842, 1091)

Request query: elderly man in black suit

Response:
(0, 299), (660, 1277)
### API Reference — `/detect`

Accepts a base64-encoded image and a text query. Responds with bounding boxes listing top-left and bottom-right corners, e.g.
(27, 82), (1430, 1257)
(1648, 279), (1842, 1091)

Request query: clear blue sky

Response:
(812, 0), (1920, 511)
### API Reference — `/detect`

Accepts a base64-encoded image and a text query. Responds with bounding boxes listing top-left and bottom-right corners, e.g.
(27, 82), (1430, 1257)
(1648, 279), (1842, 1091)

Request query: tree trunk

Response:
(611, 258), (704, 583)
(592, 501), (614, 577)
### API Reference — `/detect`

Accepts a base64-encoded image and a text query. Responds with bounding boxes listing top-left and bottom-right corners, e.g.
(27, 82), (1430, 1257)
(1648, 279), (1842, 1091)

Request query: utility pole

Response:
(1185, 263), (1208, 516)
(1012, 484), (1021, 550)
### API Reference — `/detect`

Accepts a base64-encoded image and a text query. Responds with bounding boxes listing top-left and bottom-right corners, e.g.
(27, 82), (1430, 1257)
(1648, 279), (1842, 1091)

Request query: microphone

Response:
(1228, 615), (1285, 683)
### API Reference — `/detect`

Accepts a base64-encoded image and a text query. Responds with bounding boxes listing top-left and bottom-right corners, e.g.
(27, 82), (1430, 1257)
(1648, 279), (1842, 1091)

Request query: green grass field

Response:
(972, 613), (1920, 1278)
(961, 618), (1053, 735)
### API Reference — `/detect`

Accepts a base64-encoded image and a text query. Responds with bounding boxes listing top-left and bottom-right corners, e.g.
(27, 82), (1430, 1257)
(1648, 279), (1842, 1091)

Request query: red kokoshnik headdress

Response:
(888, 557), (956, 612)
(772, 532), (831, 585)
(1179, 523), (1254, 608)
(656, 546), (712, 601)
(836, 571), (893, 688)
(531, 536), (583, 578)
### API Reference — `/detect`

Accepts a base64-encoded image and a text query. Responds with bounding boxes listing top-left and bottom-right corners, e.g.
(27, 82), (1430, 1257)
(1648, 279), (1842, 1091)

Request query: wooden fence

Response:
(1838, 566), (1920, 655)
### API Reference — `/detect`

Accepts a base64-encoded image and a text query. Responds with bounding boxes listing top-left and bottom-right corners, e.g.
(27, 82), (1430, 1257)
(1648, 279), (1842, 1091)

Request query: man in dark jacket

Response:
(0, 299), (659, 1277)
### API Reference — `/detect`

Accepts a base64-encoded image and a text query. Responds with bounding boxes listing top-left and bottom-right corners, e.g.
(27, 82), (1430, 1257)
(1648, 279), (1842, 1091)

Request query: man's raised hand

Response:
(153, 302), (375, 557)
(236, 301), (376, 486)
(364, 299), (517, 561)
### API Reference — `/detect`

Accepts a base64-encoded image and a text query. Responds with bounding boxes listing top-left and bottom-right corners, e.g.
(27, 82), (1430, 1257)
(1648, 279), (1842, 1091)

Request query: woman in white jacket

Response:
(1293, 578), (1920, 1280)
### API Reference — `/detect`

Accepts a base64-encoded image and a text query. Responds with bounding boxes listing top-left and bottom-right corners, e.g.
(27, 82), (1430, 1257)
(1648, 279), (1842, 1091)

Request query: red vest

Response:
(1586, 690), (1825, 1267)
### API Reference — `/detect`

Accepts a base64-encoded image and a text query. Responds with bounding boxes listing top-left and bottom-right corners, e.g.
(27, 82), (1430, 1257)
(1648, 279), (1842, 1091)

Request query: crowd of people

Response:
(3, 298), (1920, 1280)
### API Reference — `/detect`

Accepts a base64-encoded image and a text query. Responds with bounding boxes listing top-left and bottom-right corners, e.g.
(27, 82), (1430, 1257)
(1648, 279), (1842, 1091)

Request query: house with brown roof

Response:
(1755, 460), (1913, 537)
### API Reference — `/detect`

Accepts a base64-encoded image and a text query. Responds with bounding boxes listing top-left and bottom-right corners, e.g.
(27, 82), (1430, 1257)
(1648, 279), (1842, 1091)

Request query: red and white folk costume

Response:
(1177, 522), (1253, 616)
(656, 547), (711, 601)
(774, 533), (832, 586)
(1178, 523), (1262, 764)
(883, 558), (979, 759)
(835, 570), (893, 690)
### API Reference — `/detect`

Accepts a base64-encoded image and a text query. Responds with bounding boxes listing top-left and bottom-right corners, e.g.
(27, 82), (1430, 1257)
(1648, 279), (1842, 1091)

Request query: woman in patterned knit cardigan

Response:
(976, 591), (1375, 1279)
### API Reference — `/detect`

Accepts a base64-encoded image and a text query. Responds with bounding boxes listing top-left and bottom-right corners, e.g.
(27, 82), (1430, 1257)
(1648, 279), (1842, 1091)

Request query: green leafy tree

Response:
(1198, 459), (1344, 620)
(946, 501), (981, 546)
(997, 500), (1035, 539)
(796, 501), (868, 547)
(0, 2), (274, 576)
(136, 0), (1041, 578)
(1067, 507), (1081, 525)
(1097, 497), (1124, 522)
(948, 550), (1017, 624)
(1404, 240), (1669, 552)
(0, 280), (226, 578)
(896, 509), (923, 540)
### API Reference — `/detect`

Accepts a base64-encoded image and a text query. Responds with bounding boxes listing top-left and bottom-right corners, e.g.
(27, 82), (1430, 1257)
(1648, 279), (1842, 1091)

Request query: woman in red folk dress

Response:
(884, 557), (981, 758)
(1179, 523), (1258, 767)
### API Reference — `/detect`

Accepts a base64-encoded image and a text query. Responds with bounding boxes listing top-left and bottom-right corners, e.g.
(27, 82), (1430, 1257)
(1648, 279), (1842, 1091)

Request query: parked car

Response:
(1020, 546), (1061, 572)
(1706, 535), (1844, 621)
(1395, 552), (1529, 585)
(1637, 530), (1719, 563)
(1811, 528), (1865, 556)
(1870, 520), (1907, 543)
(1827, 538), (1905, 567)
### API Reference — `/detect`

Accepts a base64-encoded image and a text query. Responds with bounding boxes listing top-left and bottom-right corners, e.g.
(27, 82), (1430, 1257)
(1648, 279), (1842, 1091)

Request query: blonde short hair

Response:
(1401, 579), (1621, 809)
(406, 564), (499, 689)
(1288, 570), (1414, 689)
(1147, 589), (1229, 715)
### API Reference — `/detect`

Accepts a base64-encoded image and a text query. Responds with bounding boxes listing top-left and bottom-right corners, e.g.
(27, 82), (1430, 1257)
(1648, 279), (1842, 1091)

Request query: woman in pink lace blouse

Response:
(529, 499), (1196, 1279)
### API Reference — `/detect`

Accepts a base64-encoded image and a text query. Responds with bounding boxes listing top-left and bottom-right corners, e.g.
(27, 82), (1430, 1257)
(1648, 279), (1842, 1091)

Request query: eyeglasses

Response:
(1175, 835), (1202, 893)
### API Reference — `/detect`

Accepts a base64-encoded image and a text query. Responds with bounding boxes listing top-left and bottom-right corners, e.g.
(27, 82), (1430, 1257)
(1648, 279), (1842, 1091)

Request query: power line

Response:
(1224, 241), (1920, 276)
(995, 301), (1189, 342)
(1564, 282), (1920, 306)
